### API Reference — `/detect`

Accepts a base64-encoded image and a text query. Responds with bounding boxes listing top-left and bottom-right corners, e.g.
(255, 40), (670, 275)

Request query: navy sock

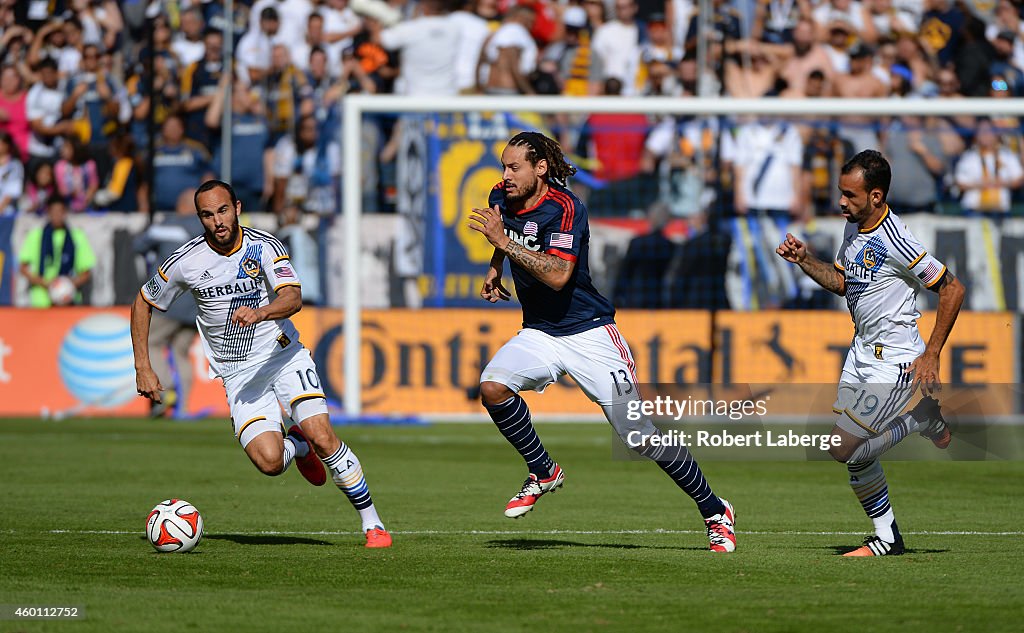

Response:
(642, 442), (725, 519)
(485, 394), (554, 478)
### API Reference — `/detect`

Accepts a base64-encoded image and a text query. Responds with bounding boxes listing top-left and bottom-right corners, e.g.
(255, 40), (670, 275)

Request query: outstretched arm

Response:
(469, 205), (574, 291)
(776, 232), (846, 296)
(131, 291), (163, 403)
(908, 273), (965, 395)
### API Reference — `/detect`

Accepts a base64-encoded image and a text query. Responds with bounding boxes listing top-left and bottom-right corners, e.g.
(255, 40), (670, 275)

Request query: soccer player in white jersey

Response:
(469, 131), (736, 552)
(777, 150), (965, 556)
(130, 180), (392, 548)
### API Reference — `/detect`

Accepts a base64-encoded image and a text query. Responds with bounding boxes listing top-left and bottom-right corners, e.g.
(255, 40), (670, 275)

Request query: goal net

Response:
(328, 95), (1024, 420)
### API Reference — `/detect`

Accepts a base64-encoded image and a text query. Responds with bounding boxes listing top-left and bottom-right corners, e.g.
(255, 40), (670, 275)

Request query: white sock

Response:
(358, 505), (384, 533)
(282, 437), (296, 473)
(872, 508), (896, 542)
(287, 433), (310, 458)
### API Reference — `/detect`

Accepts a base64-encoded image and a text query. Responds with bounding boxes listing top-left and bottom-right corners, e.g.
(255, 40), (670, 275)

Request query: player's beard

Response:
(209, 218), (241, 249)
(505, 178), (539, 206)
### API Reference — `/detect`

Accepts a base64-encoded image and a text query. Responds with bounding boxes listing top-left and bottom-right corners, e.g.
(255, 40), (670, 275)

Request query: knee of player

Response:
(254, 452), (286, 476)
(828, 441), (855, 463)
(479, 380), (514, 406)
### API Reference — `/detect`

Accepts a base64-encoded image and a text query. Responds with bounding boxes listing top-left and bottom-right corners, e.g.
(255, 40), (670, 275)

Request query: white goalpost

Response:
(341, 95), (1024, 417)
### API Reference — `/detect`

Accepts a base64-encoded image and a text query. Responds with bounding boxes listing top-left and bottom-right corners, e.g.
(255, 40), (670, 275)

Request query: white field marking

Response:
(35, 529), (1024, 537)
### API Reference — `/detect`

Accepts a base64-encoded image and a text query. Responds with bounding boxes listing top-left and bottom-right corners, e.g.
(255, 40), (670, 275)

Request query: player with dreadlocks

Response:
(468, 131), (737, 552)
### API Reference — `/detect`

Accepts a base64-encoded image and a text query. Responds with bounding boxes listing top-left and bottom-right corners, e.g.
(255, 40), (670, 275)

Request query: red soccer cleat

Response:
(365, 527), (392, 548)
(287, 425), (327, 486)
(705, 499), (736, 553)
(504, 465), (565, 519)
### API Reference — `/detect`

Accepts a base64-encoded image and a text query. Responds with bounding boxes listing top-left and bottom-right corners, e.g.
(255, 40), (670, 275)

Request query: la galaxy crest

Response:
(236, 244), (264, 279)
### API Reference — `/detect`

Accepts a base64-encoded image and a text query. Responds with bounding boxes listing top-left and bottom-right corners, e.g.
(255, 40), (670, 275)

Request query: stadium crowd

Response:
(5, 0), (1024, 311)
(0, 0), (1021, 219)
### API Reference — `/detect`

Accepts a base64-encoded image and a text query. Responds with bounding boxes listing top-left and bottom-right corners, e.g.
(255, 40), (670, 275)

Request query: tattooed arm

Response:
(469, 205), (576, 291)
(776, 232), (846, 296)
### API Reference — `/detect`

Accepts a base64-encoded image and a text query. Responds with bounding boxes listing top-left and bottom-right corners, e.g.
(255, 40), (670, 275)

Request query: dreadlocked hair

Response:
(508, 131), (577, 187)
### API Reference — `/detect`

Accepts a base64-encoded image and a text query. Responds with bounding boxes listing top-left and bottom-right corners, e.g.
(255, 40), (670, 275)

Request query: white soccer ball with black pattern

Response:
(146, 499), (203, 553)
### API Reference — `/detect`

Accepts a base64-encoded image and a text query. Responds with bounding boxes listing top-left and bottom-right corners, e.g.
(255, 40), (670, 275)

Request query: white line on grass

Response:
(37, 529), (1024, 537)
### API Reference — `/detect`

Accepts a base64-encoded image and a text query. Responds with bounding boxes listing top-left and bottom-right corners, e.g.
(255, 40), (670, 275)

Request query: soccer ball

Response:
(146, 499), (203, 553)
(48, 276), (75, 306)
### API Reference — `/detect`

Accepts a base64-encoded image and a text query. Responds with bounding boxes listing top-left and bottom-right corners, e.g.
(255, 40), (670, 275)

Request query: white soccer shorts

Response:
(222, 344), (329, 447)
(481, 324), (658, 441)
(833, 342), (917, 439)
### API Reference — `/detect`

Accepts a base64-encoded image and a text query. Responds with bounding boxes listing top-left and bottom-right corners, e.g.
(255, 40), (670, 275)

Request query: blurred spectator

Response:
(291, 12), (330, 75)
(547, 6), (595, 96)
(378, 0), (461, 96)
(802, 123), (855, 216)
(0, 23), (33, 71)
(725, 45), (780, 97)
(180, 27), (224, 147)
(0, 130), (23, 215)
(263, 43), (314, 142)
(988, 74), (1023, 156)
(579, 77), (655, 215)
(812, 0), (869, 42)
(337, 45), (377, 95)
(133, 188), (201, 416)
(665, 210), (731, 310)
(955, 118), (1024, 218)
(277, 204), (322, 304)
(920, 0), (964, 68)
(893, 33), (933, 93)
(593, 0), (642, 93)
(780, 18), (836, 96)
(74, 0), (123, 54)
(320, 0), (364, 67)
(0, 65), (28, 160)
(54, 134), (99, 213)
(273, 113), (340, 214)
(238, 6), (280, 85)
(954, 14), (994, 97)
(61, 43), (122, 178)
(153, 114), (213, 212)
(613, 201), (674, 308)
(751, 0), (803, 44)
(883, 115), (947, 214)
(94, 133), (144, 212)
(479, 5), (538, 94)
(28, 17), (85, 79)
(833, 43), (888, 151)
(865, 0), (917, 44)
(934, 66), (975, 136)
(450, 0), (491, 93)
(822, 18), (854, 73)
(732, 117), (804, 225)
(683, 0), (742, 59)
(126, 50), (180, 155)
(645, 114), (726, 214)
(987, 0), (1024, 71)
(990, 30), (1024, 96)
(249, 0), (314, 52)
(205, 75), (274, 212)
(19, 160), (56, 215)
(18, 195), (94, 307)
(172, 8), (207, 68)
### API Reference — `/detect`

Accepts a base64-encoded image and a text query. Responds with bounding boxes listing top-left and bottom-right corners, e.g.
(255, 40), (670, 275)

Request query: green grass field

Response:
(2, 419), (1022, 632)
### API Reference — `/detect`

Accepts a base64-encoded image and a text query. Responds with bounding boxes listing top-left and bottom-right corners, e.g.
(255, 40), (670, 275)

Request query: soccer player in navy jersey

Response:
(468, 132), (736, 552)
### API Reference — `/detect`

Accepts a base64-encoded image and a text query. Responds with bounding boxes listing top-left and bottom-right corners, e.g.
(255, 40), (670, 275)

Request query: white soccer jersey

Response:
(833, 207), (947, 362)
(141, 227), (303, 378)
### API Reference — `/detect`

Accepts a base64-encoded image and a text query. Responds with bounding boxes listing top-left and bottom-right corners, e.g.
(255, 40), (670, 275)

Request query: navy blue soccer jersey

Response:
(488, 181), (615, 336)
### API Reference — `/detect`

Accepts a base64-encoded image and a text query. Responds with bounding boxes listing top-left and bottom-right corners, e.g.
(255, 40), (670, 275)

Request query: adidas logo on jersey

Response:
(199, 271), (213, 281)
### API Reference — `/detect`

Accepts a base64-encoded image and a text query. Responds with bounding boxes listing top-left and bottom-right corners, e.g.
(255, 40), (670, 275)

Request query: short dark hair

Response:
(260, 6), (280, 21)
(194, 179), (239, 211)
(35, 57), (58, 72)
(841, 149), (891, 200)
(46, 194), (67, 210)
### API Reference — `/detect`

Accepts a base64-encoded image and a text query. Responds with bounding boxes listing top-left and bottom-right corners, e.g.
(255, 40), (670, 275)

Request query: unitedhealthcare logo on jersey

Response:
(237, 244), (263, 279)
(845, 236), (887, 282)
(504, 227), (542, 252)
